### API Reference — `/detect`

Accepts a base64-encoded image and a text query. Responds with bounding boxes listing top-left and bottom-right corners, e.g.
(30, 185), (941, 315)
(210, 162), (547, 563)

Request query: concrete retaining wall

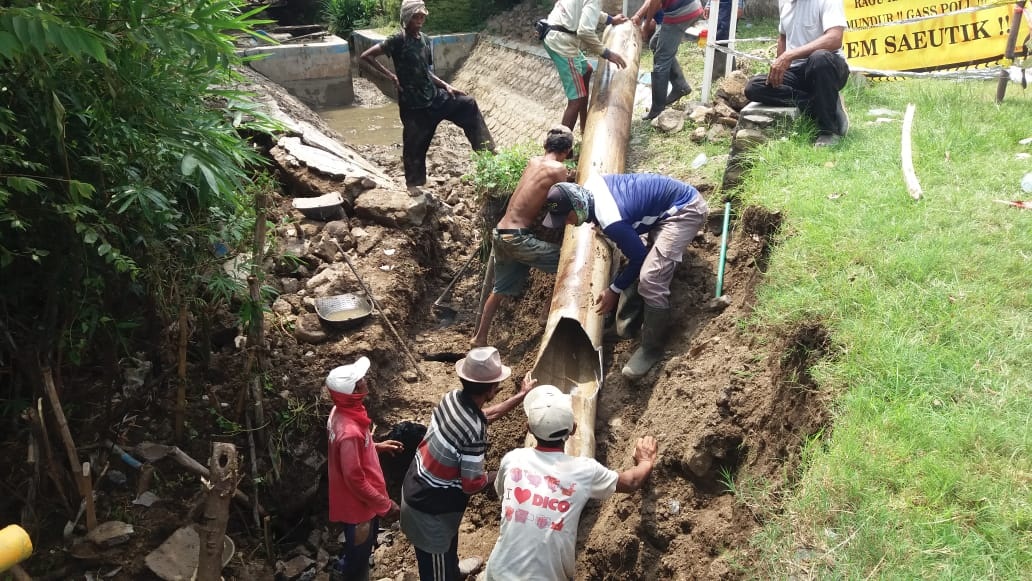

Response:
(451, 38), (569, 148)
(243, 36), (353, 108)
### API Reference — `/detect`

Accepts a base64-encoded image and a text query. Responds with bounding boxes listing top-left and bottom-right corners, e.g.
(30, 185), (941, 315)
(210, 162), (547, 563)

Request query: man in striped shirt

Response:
(543, 173), (709, 379)
(400, 346), (535, 581)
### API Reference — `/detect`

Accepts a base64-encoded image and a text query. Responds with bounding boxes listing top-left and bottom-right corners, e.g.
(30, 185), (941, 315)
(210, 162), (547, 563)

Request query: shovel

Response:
(433, 251), (478, 327)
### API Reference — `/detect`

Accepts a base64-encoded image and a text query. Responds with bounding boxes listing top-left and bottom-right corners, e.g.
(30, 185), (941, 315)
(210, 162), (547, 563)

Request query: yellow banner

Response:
(842, 0), (1030, 72)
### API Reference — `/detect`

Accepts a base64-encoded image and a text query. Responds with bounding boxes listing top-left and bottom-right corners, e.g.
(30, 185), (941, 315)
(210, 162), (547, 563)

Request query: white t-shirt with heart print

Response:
(484, 447), (619, 581)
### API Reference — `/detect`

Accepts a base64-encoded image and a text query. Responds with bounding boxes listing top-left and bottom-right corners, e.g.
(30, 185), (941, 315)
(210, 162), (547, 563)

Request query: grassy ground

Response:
(634, 17), (1032, 579)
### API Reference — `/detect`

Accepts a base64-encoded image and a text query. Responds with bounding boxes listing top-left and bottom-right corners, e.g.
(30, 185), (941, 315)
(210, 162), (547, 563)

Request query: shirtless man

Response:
(471, 126), (575, 348)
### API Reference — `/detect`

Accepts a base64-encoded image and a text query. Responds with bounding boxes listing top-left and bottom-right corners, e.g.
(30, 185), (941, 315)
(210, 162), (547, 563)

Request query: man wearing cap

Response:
(542, 173), (708, 379)
(325, 357), (404, 581)
(542, 0), (629, 131)
(483, 385), (658, 580)
(471, 125), (575, 348)
(359, 0), (495, 194)
(400, 347), (535, 581)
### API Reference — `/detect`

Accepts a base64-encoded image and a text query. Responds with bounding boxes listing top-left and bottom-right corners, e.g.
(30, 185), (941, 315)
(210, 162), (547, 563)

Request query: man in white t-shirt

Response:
(483, 385), (658, 580)
(744, 0), (850, 146)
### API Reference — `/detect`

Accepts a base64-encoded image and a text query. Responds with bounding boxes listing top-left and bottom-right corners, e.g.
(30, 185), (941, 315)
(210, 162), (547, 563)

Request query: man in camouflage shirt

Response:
(360, 0), (495, 194)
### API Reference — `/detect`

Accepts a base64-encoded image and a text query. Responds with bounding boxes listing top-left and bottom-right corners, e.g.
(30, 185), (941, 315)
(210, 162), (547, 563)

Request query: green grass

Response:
(663, 19), (1032, 578)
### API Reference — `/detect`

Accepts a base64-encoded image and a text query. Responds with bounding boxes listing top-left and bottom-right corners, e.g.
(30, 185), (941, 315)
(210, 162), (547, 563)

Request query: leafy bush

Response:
(323, 0), (380, 35)
(0, 0), (276, 385)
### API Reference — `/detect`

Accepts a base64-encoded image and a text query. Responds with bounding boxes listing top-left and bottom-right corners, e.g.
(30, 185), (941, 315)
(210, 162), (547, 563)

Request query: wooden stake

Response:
(175, 303), (189, 442)
(29, 399), (71, 512)
(81, 462), (97, 531)
(41, 367), (95, 529)
(901, 103), (922, 201)
(196, 442), (238, 581)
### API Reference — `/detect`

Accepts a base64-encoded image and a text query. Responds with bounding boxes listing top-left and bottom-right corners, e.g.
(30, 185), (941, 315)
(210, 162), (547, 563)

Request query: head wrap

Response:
(401, 0), (429, 27)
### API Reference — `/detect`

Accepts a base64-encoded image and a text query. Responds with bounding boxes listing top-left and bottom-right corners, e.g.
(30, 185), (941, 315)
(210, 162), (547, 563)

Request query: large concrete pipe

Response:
(530, 23), (641, 458)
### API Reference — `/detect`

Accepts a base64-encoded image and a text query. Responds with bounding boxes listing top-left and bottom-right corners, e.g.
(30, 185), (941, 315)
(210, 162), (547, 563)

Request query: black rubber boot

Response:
(621, 305), (671, 379)
(614, 282), (644, 339)
(643, 71), (670, 120)
(666, 62), (692, 106)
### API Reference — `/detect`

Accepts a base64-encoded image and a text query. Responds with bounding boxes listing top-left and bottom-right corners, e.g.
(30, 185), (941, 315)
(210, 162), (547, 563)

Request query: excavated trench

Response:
(250, 28), (833, 579)
(0, 19), (830, 581)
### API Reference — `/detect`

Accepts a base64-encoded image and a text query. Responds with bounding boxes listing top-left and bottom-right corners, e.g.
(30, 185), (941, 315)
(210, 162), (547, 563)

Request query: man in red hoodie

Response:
(326, 356), (404, 581)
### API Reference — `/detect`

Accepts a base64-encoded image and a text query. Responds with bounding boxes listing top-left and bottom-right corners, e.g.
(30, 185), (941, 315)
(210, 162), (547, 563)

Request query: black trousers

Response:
(399, 90), (495, 187)
(743, 49), (849, 135)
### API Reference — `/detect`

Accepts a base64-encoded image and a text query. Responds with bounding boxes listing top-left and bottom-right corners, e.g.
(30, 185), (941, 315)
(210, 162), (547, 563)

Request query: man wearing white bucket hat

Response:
(325, 356), (404, 581)
(484, 385), (658, 580)
(400, 346), (535, 581)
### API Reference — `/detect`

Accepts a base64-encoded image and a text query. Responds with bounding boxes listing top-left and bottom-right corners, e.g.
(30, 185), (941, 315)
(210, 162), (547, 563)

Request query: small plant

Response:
(464, 143), (537, 204)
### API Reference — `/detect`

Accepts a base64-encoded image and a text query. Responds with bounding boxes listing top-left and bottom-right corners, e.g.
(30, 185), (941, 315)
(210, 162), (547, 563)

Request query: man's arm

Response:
(483, 375), (536, 423)
(577, 1), (628, 68)
(359, 43), (401, 93)
(429, 71), (466, 96)
(630, 0), (661, 27)
(615, 436), (658, 493)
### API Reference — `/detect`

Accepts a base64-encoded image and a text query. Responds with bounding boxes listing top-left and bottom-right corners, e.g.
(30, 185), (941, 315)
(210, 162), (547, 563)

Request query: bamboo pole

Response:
(41, 368), (96, 530)
(175, 302), (189, 442)
(531, 23), (641, 459)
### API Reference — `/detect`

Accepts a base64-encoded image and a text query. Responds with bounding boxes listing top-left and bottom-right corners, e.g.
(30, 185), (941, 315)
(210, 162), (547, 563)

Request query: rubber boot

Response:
(621, 305), (671, 379)
(614, 283), (644, 339)
(643, 71), (669, 120)
(666, 62), (692, 106)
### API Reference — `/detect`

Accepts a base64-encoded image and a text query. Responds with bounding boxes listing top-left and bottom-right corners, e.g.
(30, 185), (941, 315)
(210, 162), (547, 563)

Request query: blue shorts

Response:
(491, 230), (560, 296)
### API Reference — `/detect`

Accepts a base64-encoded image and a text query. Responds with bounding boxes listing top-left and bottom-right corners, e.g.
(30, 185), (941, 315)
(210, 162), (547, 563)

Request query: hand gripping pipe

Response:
(529, 23), (641, 458)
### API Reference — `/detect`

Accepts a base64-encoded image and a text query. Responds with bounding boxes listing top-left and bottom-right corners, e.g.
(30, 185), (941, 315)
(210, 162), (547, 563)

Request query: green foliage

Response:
(731, 77), (1032, 578)
(322, 0), (379, 35)
(0, 0), (275, 371)
(464, 143), (538, 203)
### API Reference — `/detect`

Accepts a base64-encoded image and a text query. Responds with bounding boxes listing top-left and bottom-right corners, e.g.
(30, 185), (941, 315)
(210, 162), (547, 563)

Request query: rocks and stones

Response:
(275, 554), (316, 580)
(354, 188), (429, 228)
(458, 556), (485, 577)
(652, 109), (686, 133)
(294, 313), (330, 344)
(85, 521), (134, 547)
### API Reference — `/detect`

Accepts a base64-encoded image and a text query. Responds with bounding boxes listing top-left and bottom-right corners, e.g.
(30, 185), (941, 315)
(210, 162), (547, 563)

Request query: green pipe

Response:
(715, 201), (731, 297)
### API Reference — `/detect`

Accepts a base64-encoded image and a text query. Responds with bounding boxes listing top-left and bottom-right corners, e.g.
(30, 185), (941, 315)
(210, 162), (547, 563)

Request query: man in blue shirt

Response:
(542, 174), (708, 379)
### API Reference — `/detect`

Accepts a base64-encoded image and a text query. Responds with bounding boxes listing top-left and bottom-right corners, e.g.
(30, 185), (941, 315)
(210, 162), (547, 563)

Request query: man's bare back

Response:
(497, 156), (572, 229)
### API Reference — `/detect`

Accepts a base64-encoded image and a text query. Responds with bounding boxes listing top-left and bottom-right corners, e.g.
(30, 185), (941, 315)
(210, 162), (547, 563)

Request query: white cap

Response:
(326, 356), (370, 394)
(524, 385), (574, 441)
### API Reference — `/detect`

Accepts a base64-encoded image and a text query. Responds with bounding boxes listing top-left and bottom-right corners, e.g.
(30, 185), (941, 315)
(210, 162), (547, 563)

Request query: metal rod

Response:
(331, 240), (426, 379)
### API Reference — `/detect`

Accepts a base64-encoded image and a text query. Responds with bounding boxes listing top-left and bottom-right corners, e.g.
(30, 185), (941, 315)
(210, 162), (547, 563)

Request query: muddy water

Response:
(318, 104), (403, 146)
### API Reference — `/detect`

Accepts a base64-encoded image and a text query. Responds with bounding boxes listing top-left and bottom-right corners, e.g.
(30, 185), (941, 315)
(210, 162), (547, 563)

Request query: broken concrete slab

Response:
(354, 188), (428, 228)
(145, 525), (234, 581)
